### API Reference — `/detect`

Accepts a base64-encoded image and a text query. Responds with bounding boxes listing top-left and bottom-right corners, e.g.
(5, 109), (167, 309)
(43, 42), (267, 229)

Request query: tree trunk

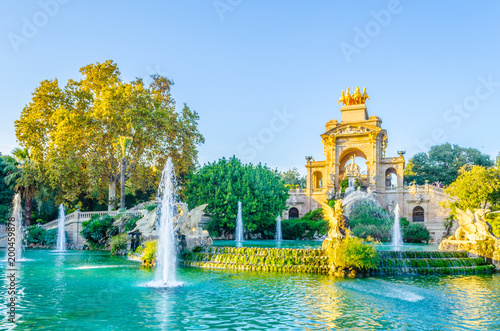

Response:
(108, 180), (117, 211)
(120, 157), (126, 210)
(24, 196), (32, 227)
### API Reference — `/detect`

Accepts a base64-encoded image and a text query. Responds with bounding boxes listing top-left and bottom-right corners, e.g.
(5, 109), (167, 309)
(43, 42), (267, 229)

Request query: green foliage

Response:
(145, 204), (158, 212)
(24, 226), (58, 246)
(326, 236), (379, 270)
(488, 213), (500, 238)
(44, 229), (58, 246)
(25, 225), (47, 245)
(0, 154), (15, 224)
(140, 240), (157, 267)
(110, 233), (127, 255)
(403, 223), (431, 243)
(281, 208), (328, 240)
(15, 60), (204, 206)
(349, 201), (392, 242)
(400, 217), (410, 228)
(404, 143), (493, 186)
(80, 214), (118, 249)
(281, 167), (306, 189)
(185, 156), (289, 238)
(444, 165), (500, 212)
(123, 216), (140, 232)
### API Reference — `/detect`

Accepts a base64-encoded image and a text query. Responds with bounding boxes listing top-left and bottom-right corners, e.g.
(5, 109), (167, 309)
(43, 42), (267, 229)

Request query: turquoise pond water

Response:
(1, 248), (500, 330)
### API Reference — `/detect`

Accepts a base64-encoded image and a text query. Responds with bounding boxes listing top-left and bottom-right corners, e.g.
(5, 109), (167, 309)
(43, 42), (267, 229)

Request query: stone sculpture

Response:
(320, 200), (349, 249)
(447, 207), (497, 242)
(174, 203), (213, 251)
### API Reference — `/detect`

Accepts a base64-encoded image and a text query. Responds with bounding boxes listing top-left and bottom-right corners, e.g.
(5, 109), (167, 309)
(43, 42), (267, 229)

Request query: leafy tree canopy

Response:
(444, 165), (500, 212)
(15, 60), (204, 206)
(404, 143), (493, 186)
(0, 153), (15, 223)
(281, 167), (306, 189)
(185, 156), (289, 238)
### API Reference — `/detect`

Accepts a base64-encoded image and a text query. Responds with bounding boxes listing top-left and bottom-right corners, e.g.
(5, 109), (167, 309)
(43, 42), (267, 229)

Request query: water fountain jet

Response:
(55, 204), (66, 251)
(5, 194), (23, 261)
(235, 201), (243, 245)
(148, 158), (183, 288)
(392, 204), (403, 247)
(276, 215), (282, 242)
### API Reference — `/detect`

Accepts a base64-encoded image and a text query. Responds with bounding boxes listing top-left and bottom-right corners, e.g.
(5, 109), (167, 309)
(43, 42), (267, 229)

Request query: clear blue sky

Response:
(1, 1), (499, 174)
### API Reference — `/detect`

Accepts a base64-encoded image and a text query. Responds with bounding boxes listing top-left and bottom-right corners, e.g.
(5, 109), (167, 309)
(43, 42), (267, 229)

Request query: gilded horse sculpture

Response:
(338, 87), (369, 106)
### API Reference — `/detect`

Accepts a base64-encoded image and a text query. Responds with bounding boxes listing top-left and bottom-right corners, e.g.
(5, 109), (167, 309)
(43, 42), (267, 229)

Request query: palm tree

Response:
(2, 148), (38, 226)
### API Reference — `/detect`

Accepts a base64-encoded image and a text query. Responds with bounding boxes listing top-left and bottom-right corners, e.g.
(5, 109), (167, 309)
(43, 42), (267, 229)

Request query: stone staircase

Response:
(181, 246), (330, 274)
(181, 246), (497, 276)
(375, 251), (495, 275)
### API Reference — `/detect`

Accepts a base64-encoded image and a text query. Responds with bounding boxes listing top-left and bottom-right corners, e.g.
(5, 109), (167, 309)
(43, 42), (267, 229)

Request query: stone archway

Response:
(312, 171), (323, 189)
(288, 207), (299, 219)
(413, 206), (425, 222)
(385, 167), (397, 188)
(339, 149), (368, 186)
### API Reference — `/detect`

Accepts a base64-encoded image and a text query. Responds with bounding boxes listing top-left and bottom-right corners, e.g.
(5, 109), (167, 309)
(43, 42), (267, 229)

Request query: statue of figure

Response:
(344, 155), (360, 178)
(361, 87), (369, 103)
(345, 87), (352, 106)
(175, 203), (209, 236)
(338, 90), (346, 105)
(320, 200), (348, 249)
(449, 207), (497, 242)
(353, 87), (362, 104)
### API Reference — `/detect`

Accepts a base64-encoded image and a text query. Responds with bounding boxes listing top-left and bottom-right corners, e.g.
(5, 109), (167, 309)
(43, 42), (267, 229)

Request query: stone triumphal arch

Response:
(284, 87), (453, 242)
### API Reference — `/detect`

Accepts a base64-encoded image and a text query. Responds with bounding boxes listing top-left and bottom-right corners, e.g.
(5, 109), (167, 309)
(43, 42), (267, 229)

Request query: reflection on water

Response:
(0, 250), (499, 330)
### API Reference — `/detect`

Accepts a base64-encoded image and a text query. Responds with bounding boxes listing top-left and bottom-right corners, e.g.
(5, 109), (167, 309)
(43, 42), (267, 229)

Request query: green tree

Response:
(2, 148), (39, 226)
(281, 167), (306, 189)
(185, 156), (289, 238)
(444, 165), (500, 211)
(0, 154), (15, 223)
(404, 143), (493, 186)
(15, 61), (204, 209)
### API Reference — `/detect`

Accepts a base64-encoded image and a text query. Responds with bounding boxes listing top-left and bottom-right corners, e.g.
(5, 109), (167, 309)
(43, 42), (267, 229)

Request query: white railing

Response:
(42, 210), (147, 230)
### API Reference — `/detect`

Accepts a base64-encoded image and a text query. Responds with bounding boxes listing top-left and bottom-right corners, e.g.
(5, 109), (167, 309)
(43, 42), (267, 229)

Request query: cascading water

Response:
(235, 201), (244, 243)
(150, 158), (182, 287)
(6, 193), (23, 261)
(392, 204), (403, 247)
(276, 215), (282, 242)
(56, 204), (66, 251)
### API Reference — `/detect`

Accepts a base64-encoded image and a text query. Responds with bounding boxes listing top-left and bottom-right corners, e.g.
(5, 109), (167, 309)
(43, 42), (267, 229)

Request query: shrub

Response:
(281, 209), (328, 240)
(349, 201), (392, 242)
(80, 214), (118, 249)
(327, 235), (379, 270)
(403, 223), (431, 243)
(44, 229), (58, 246)
(141, 240), (157, 267)
(25, 225), (47, 245)
(110, 233), (127, 255)
(145, 204), (158, 212)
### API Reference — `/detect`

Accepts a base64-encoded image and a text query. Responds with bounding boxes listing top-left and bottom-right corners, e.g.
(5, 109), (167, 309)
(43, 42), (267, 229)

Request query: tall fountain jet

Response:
(154, 158), (179, 286)
(235, 201), (243, 243)
(6, 194), (23, 261)
(56, 204), (66, 251)
(392, 204), (403, 247)
(276, 215), (282, 242)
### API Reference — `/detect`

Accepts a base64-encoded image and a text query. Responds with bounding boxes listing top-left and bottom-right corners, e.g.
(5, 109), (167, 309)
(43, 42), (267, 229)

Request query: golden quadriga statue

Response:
(338, 87), (369, 106)
(320, 200), (349, 250)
